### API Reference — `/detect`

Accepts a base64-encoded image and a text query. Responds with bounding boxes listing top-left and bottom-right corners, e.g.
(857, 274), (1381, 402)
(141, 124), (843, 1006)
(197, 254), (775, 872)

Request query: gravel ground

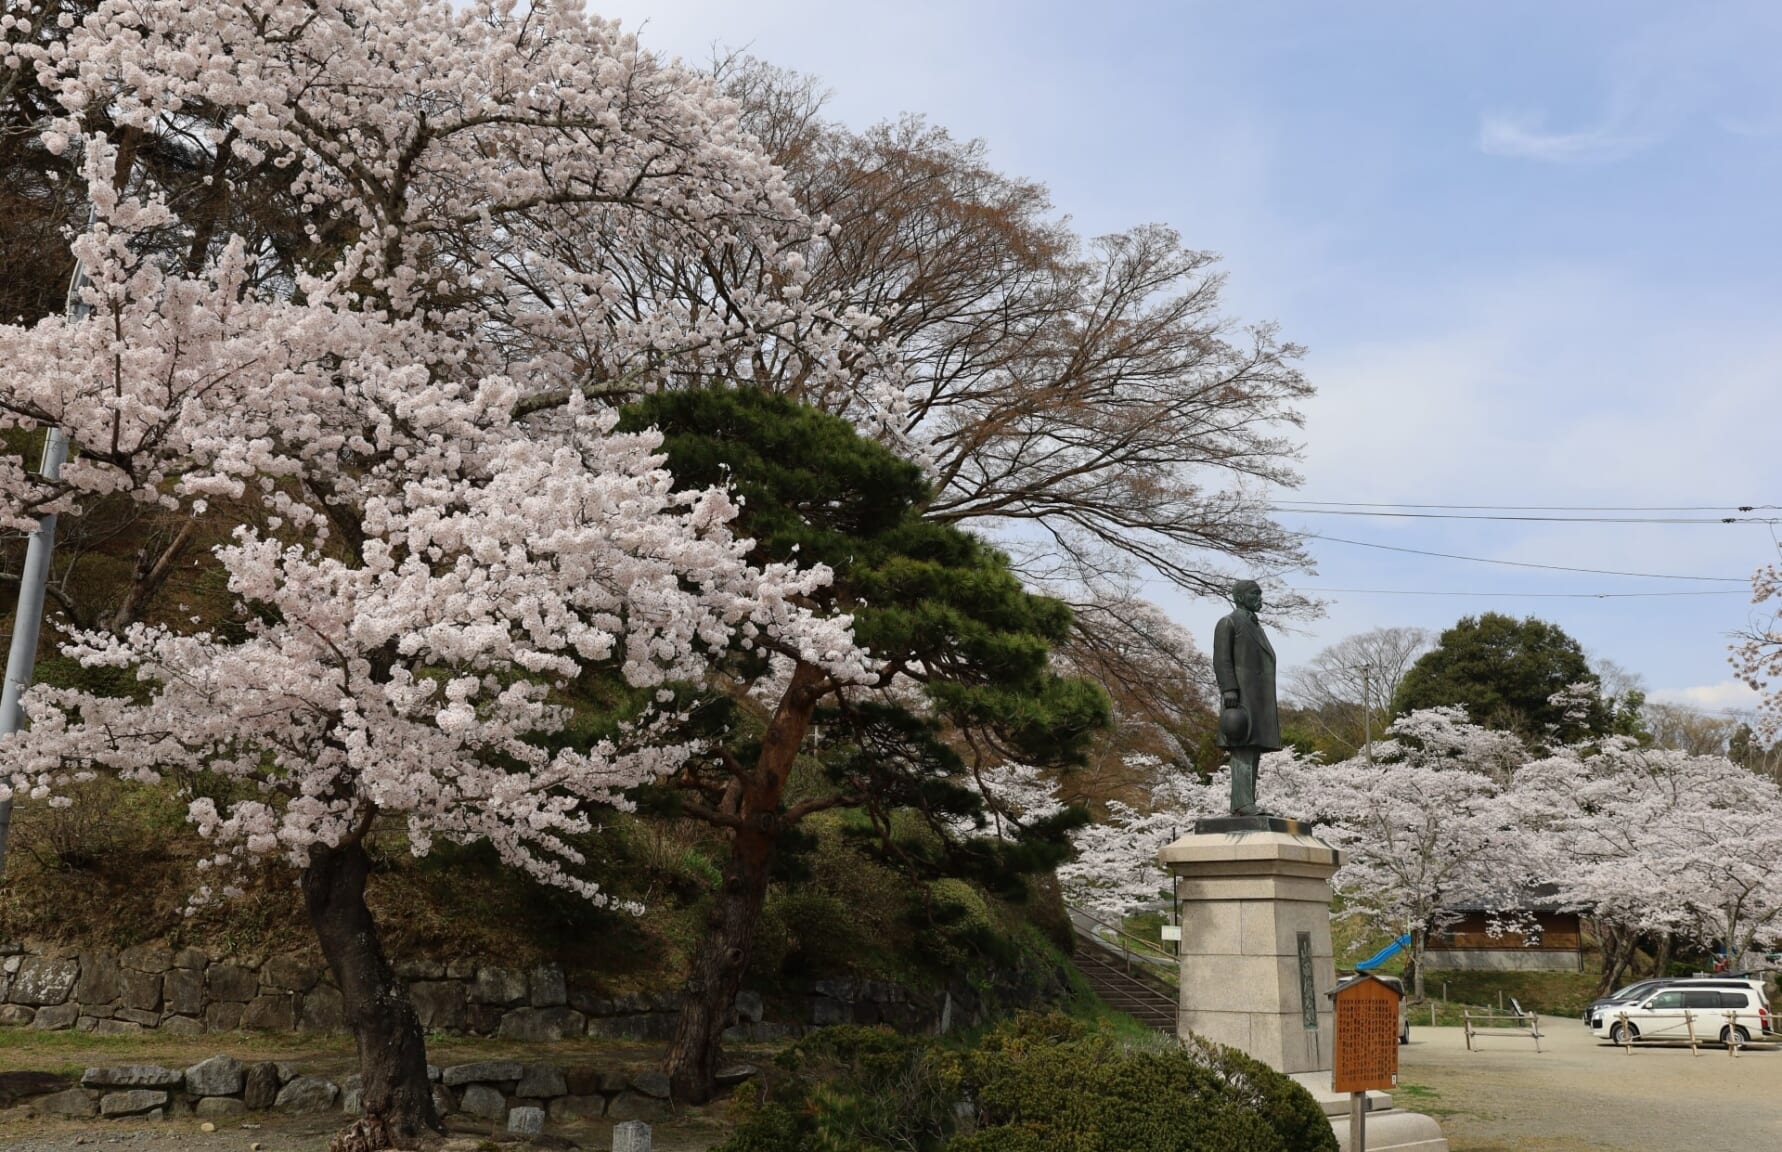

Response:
(1397, 1021), (1782, 1151)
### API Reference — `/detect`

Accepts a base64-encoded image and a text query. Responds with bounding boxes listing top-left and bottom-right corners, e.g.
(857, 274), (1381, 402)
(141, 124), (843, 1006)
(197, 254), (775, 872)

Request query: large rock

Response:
(0, 1004), (35, 1025)
(260, 956), (320, 993)
(442, 1061), (524, 1086)
(431, 1083), (456, 1117)
(529, 965), (567, 1007)
(410, 981), (466, 1031)
(195, 1096), (247, 1118)
(185, 1055), (245, 1097)
(119, 944), (174, 974)
(339, 1073), (362, 1114)
(496, 1006), (585, 1042)
(114, 1008), (161, 1027)
(34, 1087), (98, 1116)
(516, 1064), (567, 1098)
(82, 1065), (183, 1089)
(508, 1105), (546, 1136)
(629, 1070), (671, 1100)
(734, 990), (765, 1023)
(100, 1089), (170, 1116)
(242, 993), (296, 1031)
(205, 1001), (243, 1032)
(76, 951), (123, 1004)
(164, 968), (204, 1016)
(394, 958), (444, 981)
(242, 1061), (280, 1109)
(120, 970), (163, 1012)
(275, 1075), (339, 1113)
(160, 1015), (204, 1037)
(29, 1002), (78, 1030)
(10, 957), (79, 1006)
(548, 1095), (605, 1122)
(171, 947), (208, 970)
(90, 1019), (144, 1036)
(299, 985), (346, 1033)
(459, 1083), (506, 1122)
(472, 966), (529, 1006)
(208, 964), (259, 1003)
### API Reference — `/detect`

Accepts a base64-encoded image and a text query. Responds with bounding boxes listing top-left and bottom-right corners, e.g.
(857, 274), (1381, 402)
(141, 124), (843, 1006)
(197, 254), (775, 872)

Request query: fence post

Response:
(1685, 1009), (1699, 1055)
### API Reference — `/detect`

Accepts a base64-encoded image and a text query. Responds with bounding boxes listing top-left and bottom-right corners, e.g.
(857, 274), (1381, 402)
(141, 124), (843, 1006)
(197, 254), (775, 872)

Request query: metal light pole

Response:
(0, 240), (92, 875)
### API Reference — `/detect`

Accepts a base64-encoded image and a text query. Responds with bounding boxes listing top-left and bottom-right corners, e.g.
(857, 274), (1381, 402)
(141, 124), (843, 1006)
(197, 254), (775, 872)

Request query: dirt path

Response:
(1398, 1022), (1782, 1151)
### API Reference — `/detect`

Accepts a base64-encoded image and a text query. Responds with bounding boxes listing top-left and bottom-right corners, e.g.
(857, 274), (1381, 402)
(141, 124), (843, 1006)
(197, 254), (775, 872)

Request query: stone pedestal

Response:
(1160, 817), (1340, 1076)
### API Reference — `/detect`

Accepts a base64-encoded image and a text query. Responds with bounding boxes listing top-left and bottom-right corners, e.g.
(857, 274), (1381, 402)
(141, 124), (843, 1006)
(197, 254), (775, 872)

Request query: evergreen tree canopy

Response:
(1392, 612), (1619, 740)
(621, 388), (1109, 1101)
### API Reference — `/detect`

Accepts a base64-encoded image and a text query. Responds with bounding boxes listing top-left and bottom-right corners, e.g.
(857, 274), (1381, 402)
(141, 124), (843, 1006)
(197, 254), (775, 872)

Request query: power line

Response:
(1294, 587), (1749, 599)
(1308, 534), (1751, 583)
(1276, 500), (1777, 512)
(1271, 508), (1780, 525)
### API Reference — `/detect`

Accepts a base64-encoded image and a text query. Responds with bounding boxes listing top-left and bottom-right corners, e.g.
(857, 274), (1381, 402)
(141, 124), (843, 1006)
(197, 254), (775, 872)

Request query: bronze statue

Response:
(1213, 579), (1281, 816)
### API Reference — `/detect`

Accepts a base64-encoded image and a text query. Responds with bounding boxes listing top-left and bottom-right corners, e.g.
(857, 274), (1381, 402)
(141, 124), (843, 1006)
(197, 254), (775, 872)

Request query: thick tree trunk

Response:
(1648, 931), (1673, 979)
(666, 661), (827, 1104)
(1409, 926), (1426, 1002)
(1595, 922), (1633, 995)
(665, 820), (776, 1104)
(302, 840), (440, 1148)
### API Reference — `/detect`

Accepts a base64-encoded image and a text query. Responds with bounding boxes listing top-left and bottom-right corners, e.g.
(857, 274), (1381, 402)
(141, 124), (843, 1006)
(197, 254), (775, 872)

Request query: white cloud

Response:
(1649, 680), (1761, 712)
(1477, 111), (1655, 163)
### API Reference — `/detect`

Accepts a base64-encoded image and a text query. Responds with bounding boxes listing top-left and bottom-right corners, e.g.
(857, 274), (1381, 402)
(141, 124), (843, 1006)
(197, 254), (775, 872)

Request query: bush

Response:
(954, 1013), (1334, 1152)
(717, 1026), (963, 1152)
(715, 1013), (1337, 1152)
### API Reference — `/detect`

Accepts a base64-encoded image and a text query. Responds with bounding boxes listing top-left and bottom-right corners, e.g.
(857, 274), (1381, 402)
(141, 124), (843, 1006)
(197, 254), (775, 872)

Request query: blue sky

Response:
(599, 1), (1782, 713)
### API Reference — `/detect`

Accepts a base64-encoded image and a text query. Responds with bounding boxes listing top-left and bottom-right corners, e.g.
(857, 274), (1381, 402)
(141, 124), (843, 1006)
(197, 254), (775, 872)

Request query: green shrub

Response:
(717, 1026), (963, 1152)
(715, 1014), (1337, 1152)
(953, 1013), (1336, 1152)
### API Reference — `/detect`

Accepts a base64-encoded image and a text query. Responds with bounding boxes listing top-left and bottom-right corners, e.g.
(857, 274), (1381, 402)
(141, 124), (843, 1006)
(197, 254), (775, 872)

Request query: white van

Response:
(1591, 985), (1771, 1046)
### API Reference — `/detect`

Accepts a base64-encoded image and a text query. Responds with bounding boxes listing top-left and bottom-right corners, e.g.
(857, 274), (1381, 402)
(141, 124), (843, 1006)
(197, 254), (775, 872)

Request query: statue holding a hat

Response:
(1212, 579), (1281, 816)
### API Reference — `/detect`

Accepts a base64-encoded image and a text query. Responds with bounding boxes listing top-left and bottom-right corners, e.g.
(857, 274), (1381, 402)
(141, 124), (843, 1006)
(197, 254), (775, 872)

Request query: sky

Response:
(597, 0), (1782, 714)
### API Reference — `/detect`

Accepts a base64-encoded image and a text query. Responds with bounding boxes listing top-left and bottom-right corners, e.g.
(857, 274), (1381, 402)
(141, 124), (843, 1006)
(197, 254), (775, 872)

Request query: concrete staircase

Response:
(1069, 913), (1178, 1034)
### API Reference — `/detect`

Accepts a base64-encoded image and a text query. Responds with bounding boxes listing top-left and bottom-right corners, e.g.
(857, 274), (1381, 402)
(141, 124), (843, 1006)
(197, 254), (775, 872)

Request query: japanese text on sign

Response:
(1332, 979), (1398, 1094)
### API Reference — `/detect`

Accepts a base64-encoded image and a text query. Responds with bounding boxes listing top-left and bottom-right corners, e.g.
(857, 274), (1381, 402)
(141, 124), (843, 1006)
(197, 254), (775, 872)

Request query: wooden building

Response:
(1423, 887), (1585, 972)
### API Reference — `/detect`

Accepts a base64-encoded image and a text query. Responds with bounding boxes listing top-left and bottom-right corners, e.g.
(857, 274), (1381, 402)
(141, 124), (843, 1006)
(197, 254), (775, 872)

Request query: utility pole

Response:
(0, 234), (91, 875)
(1358, 662), (1374, 761)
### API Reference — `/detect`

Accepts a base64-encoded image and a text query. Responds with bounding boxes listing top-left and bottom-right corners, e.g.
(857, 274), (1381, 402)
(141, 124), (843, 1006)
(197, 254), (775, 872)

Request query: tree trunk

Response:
(1649, 931), (1674, 980)
(1596, 921), (1635, 995)
(1409, 926), (1426, 1001)
(665, 661), (827, 1104)
(665, 818), (777, 1104)
(302, 840), (440, 1148)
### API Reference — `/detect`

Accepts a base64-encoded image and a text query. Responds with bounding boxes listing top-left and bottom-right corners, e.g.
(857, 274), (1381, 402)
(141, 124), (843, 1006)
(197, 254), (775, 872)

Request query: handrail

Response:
(1067, 904), (1177, 975)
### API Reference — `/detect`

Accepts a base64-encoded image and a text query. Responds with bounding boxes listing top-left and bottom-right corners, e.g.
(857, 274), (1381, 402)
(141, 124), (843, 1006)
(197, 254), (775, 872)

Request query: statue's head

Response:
(1232, 579), (1263, 612)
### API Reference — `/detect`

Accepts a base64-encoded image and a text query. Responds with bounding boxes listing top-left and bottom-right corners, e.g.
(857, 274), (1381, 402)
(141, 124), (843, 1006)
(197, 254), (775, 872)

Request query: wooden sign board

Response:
(1332, 975), (1400, 1094)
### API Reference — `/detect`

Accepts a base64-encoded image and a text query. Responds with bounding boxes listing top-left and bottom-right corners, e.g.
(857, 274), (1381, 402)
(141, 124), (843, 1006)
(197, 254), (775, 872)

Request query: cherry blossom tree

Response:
(1734, 546), (1782, 739)
(1511, 743), (1782, 985)
(1058, 758), (1224, 920)
(0, 2), (872, 1145)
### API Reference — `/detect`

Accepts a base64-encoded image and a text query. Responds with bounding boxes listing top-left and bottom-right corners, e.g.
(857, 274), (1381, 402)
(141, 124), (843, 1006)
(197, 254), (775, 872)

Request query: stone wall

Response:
(0, 940), (965, 1040)
(25, 1054), (686, 1133)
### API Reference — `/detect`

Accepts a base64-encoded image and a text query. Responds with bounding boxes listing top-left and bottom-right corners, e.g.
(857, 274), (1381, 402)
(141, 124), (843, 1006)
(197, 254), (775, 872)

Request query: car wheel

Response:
(1400, 1023), (1410, 1045)
(1720, 1026), (1750, 1045)
(1610, 1022), (1637, 1045)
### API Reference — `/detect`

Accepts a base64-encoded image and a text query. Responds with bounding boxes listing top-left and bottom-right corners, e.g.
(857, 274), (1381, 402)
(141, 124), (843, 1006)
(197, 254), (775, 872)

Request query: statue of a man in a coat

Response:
(1212, 579), (1281, 816)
